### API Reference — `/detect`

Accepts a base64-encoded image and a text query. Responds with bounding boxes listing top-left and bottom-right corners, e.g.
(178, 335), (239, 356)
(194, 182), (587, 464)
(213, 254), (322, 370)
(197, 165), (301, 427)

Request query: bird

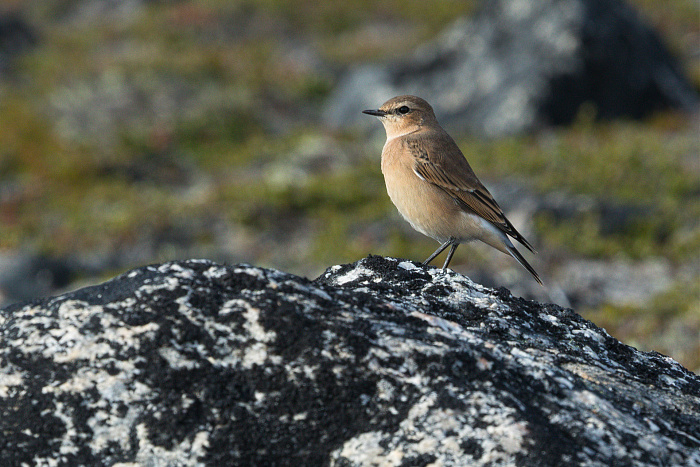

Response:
(363, 95), (542, 285)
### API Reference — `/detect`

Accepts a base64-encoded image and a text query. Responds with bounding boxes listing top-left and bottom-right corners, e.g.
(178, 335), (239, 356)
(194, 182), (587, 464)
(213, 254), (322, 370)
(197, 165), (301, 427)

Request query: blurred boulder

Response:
(325, 0), (699, 137)
(1, 257), (699, 465)
(0, 252), (73, 306)
(47, 0), (146, 25)
(557, 257), (673, 309)
(0, 13), (37, 76)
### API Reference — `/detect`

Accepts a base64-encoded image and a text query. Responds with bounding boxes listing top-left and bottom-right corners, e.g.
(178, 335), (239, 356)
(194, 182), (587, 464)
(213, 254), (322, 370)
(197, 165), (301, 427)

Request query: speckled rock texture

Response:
(1, 256), (699, 466)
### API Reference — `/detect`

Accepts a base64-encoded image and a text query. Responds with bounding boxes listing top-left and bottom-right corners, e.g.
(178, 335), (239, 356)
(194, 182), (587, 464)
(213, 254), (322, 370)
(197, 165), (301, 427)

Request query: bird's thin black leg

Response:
(422, 238), (454, 266)
(442, 243), (459, 270)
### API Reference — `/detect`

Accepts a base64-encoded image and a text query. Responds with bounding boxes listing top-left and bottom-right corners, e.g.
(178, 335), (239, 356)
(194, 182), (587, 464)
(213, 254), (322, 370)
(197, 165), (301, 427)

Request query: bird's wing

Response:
(408, 134), (536, 253)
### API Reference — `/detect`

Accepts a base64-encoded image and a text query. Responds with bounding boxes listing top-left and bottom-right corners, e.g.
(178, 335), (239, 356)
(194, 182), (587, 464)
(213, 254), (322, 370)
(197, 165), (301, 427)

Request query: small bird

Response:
(363, 95), (542, 285)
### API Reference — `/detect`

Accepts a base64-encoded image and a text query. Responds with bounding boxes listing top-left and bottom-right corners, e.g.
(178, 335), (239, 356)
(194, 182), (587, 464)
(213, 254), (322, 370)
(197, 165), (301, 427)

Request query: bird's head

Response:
(363, 95), (438, 139)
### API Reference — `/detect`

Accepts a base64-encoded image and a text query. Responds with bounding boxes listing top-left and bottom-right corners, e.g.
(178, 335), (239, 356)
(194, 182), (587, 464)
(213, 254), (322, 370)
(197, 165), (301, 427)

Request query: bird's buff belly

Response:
(383, 167), (507, 249)
(384, 172), (460, 243)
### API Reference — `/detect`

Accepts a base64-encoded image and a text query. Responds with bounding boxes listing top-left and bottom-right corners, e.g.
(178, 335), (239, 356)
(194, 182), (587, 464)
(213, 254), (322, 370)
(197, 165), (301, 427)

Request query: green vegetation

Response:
(460, 116), (699, 260)
(586, 280), (700, 371)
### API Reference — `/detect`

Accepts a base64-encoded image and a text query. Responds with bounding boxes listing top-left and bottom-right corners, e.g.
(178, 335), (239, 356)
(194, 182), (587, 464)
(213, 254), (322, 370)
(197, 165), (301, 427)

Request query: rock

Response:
(325, 0), (699, 137)
(1, 257), (698, 466)
(0, 13), (37, 76)
(46, 0), (145, 25)
(556, 257), (674, 309)
(0, 252), (74, 306)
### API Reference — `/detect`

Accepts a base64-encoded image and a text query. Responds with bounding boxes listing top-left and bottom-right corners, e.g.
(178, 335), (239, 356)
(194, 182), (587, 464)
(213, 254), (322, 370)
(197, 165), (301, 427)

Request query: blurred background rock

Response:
(0, 0), (697, 371)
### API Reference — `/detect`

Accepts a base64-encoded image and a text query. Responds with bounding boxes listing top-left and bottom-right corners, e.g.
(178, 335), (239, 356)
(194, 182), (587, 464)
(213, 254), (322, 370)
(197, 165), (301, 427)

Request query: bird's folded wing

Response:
(413, 159), (503, 224)
(413, 158), (535, 252)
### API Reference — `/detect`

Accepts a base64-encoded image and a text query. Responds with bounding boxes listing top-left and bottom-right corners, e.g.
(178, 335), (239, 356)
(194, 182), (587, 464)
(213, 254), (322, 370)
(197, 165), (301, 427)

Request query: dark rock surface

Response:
(1, 257), (699, 466)
(325, 0), (699, 136)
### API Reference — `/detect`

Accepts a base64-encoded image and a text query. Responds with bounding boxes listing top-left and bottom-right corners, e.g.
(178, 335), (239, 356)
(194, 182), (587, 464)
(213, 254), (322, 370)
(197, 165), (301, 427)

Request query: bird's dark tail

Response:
(503, 217), (536, 254)
(506, 245), (543, 286)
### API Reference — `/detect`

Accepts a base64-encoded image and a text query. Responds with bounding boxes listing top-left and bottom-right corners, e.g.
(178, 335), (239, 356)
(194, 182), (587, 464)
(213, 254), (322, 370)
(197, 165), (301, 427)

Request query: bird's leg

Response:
(442, 243), (459, 270)
(422, 238), (454, 266)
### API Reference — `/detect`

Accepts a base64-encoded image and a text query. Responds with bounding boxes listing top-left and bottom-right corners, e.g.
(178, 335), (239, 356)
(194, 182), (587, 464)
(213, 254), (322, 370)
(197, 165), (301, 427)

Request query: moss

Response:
(175, 107), (265, 153)
(254, 0), (477, 37)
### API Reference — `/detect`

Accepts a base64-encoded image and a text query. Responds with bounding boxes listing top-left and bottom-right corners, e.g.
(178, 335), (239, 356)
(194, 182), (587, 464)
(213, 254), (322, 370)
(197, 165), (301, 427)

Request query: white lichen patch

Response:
(159, 347), (200, 370)
(0, 371), (23, 398)
(132, 423), (210, 467)
(333, 391), (527, 466)
(410, 311), (466, 337)
(455, 289), (507, 313)
(571, 328), (605, 343)
(233, 266), (278, 288)
(540, 313), (561, 325)
(206, 298), (283, 369)
(156, 262), (197, 279)
(202, 265), (229, 279)
(397, 261), (418, 271)
(137, 275), (182, 295)
(8, 301), (159, 365)
(334, 431), (401, 466)
(242, 303), (275, 343)
(334, 266), (375, 286)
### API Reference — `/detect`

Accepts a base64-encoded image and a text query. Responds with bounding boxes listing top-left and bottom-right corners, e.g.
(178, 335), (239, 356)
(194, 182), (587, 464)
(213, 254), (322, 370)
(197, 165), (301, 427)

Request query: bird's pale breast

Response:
(381, 138), (460, 243)
(380, 137), (511, 249)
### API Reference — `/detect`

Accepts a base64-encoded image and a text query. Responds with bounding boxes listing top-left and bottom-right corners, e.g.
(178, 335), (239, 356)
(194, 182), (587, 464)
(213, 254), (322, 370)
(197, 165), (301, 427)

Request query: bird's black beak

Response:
(362, 109), (387, 117)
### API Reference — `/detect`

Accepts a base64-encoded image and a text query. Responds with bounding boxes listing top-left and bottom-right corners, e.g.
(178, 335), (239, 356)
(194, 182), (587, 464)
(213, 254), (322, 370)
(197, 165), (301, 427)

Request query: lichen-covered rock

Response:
(1, 257), (698, 466)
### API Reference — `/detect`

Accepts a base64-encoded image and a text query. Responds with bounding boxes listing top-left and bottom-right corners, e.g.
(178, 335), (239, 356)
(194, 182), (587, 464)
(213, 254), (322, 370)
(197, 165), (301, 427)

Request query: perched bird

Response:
(363, 95), (542, 285)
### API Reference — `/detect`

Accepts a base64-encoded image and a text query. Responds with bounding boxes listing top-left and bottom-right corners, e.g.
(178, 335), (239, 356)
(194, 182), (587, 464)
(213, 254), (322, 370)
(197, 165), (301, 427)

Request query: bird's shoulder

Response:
(402, 128), (479, 189)
(402, 128), (460, 163)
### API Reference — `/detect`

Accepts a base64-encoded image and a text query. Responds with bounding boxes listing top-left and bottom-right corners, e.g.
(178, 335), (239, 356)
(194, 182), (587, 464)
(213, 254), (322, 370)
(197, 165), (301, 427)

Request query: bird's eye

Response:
(397, 106), (410, 114)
